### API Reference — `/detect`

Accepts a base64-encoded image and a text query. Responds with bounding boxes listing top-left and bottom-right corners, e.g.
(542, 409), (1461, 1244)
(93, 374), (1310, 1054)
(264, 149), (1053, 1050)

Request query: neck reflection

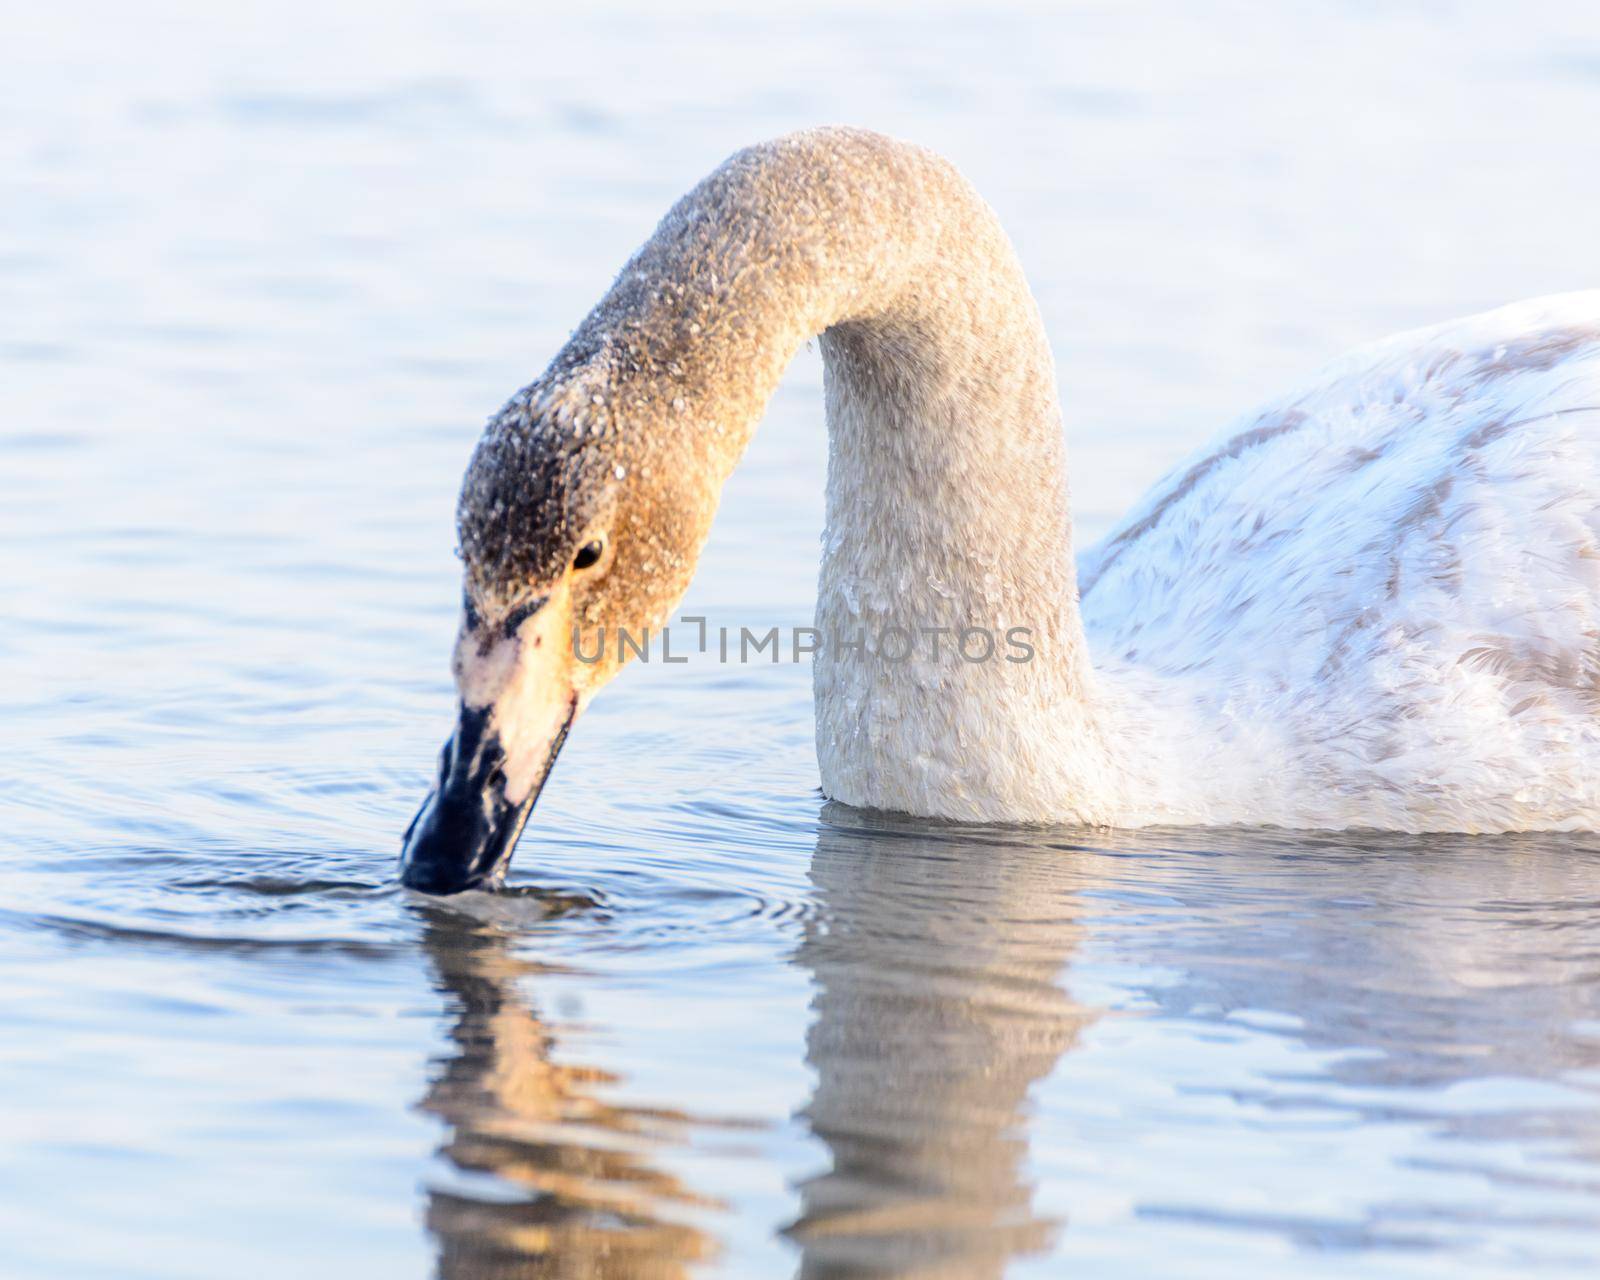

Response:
(789, 809), (1093, 1278)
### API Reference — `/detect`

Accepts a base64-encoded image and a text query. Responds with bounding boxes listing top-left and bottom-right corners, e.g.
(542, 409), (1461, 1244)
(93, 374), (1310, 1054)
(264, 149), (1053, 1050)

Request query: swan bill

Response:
(399, 700), (575, 894)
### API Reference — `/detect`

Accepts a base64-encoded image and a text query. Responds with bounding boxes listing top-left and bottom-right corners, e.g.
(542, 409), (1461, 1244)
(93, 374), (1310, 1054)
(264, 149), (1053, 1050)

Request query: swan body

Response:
(1080, 295), (1600, 831)
(400, 128), (1600, 892)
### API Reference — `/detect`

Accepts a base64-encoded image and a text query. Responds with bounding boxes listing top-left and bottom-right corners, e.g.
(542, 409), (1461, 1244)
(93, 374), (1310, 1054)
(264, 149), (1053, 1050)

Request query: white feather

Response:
(1070, 292), (1600, 831)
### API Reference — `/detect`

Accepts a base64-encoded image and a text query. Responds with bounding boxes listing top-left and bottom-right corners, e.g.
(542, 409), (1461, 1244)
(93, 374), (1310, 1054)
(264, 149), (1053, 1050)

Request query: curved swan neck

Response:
(559, 128), (973, 425)
(544, 128), (1099, 818)
(561, 134), (1063, 471)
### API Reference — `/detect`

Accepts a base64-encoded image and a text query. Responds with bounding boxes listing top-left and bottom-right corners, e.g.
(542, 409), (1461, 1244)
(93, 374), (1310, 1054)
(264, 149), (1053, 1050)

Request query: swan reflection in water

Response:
(1113, 827), (1600, 1247)
(414, 900), (717, 1279)
(785, 810), (1091, 1277)
(412, 813), (1091, 1278)
(413, 820), (1600, 1274)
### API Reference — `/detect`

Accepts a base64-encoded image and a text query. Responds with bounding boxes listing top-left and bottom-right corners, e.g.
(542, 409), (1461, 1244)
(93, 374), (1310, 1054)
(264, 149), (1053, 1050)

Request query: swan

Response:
(399, 127), (1600, 893)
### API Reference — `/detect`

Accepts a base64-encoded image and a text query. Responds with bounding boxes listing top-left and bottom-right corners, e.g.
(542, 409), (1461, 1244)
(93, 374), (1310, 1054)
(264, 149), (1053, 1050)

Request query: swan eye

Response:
(572, 540), (604, 571)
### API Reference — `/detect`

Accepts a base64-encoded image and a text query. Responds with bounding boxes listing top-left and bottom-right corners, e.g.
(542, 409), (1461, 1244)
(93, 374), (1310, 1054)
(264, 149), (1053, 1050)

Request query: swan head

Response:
(399, 375), (717, 893)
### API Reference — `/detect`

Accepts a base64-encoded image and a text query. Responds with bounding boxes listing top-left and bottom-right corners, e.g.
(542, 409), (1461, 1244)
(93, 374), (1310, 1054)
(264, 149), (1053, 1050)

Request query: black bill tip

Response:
(398, 700), (573, 895)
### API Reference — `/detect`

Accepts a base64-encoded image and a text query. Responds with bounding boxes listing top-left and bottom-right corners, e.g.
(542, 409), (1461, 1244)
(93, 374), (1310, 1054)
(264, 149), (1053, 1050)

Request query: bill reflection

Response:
(415, 906), (715, 1279)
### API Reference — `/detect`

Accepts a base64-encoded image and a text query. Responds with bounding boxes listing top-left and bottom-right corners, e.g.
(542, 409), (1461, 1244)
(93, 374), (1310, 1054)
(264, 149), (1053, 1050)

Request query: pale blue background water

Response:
(5, 3), (1600, 1276)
